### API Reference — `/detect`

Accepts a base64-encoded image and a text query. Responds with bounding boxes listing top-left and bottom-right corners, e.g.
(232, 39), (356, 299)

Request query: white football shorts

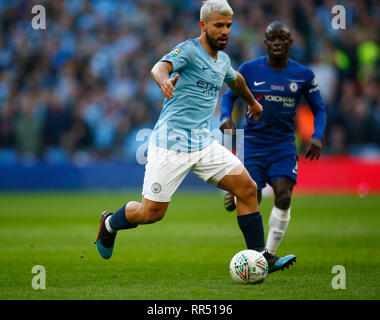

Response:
(142, 140), (242, 202)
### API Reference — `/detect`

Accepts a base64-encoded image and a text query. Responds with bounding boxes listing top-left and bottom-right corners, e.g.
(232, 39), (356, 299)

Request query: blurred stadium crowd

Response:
(0, 0), (379, 165)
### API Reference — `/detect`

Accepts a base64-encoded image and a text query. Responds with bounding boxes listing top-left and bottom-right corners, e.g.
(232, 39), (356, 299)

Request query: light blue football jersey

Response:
(150, 38), (237, 152)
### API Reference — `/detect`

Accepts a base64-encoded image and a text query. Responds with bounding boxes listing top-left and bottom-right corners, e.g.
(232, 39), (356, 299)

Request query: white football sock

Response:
(266, 206), (290, 254)
(105, 216), (116, 234)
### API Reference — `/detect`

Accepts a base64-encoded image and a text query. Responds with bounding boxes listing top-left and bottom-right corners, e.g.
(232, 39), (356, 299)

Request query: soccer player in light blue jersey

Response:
(220, 21), (327, 255)
(95, 1), (295, 274)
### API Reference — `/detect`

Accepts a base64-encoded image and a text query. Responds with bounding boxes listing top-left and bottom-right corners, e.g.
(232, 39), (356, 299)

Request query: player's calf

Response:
(219, 168), (265, 252)
(232, 173), (258, 213)
(128, 199), (169, 225)
(266, 206), (290, 254)
(140, 206), (166, 224)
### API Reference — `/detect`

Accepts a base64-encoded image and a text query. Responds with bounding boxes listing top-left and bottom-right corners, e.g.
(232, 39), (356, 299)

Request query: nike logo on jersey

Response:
(292, 161), (298, 174)
(254, 81), (265, 86)
(202, 66), (210, 70)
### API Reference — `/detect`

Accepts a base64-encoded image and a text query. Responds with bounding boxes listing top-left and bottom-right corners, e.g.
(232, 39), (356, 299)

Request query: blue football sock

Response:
(108, 204), (137, 231)
(237, 212), (265, 252)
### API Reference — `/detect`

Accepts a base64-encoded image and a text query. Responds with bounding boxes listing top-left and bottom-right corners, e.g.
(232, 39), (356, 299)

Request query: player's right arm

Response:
(220, 88), (239, 135)
(151, 42), (192, 100)
(220, 62), (259, 134)
(151, 61), (179, 100)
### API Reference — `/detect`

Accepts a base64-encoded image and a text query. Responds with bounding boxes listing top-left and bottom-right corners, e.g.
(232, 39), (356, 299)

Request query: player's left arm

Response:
(227, 72), (263, 121)
(303, 70), (327, 161)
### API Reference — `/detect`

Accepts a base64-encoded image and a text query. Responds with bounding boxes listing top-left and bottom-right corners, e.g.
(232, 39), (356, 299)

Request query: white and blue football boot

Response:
(262, 249), (296, 273)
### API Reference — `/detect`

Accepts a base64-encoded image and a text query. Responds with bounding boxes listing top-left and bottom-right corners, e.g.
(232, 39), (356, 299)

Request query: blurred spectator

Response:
(13, 94), (43, 157)
(43, 93), (73, 148)
(61, 107), (92, 156)
(0, 102), (14, 148)
(308, 49), (338, 109)
(343, 97), (371, 146)
(369, 91), (380, 146)
(0, 0), (379, 164)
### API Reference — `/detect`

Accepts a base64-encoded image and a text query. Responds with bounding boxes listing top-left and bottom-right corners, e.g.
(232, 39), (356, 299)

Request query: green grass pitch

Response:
(0, 191), (379, 300)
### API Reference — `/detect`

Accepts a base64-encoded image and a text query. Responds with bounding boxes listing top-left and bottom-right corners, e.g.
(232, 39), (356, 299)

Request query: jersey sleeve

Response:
(160, 41), (193, 72)
(303, 69), (327, 143)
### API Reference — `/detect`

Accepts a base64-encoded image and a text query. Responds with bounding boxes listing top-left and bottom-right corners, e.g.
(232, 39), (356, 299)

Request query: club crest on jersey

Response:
(289, 82), (298, 92)
(169, 48), (182, 57)
(221, 68), (226, 79)
(211, 70), (223, 81)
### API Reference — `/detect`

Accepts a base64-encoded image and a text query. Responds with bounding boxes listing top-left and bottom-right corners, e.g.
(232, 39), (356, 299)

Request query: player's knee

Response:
(248, 180), (257, 197)
(236, 178), (257, 201)
(275, 192), (292, 210)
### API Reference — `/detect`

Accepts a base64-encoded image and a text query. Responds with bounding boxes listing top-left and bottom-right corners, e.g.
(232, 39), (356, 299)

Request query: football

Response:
(229, 249), (268, 284)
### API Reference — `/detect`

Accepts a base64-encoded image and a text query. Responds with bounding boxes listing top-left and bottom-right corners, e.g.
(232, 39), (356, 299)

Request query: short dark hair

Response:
(265, 21), (291, 36)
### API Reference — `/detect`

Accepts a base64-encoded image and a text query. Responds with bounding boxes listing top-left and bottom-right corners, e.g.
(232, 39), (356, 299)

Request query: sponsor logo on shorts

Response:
(151, 182), (162, 194)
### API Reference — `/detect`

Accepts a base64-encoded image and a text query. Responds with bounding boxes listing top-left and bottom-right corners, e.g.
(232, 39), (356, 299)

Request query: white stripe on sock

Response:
(105, 216), (116, 234)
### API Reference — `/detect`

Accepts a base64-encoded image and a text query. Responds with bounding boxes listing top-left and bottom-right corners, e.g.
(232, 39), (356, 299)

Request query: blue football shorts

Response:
(244, 154), (298, 191)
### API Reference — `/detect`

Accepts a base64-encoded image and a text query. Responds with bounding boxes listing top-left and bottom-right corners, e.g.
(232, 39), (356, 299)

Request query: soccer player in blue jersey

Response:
(220, 21), (327, 255)
(95, 1), (296, 274)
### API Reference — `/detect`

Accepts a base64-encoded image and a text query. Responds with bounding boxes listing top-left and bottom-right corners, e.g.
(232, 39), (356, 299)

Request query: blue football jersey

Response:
(220, 56), (326, 155)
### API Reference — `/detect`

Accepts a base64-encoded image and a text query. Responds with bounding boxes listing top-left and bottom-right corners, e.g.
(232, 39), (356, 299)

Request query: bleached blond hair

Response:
(200, 0), (233, 22)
